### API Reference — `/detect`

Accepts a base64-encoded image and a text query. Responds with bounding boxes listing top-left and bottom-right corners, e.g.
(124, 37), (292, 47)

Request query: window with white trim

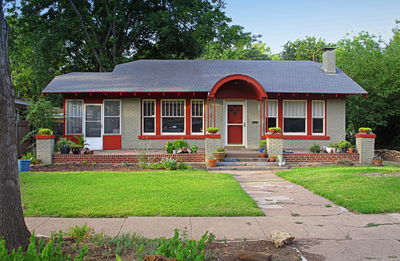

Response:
(104, 101), (120, 134)
(283, 101), (306, 134)
(66, 100), (83, 134)
(267, 100), (278, 129)
(191, 100), (204, 134)
(312, 101), (324, 134)
(162, 100), (185, 134)
(142, 100), (155, 134)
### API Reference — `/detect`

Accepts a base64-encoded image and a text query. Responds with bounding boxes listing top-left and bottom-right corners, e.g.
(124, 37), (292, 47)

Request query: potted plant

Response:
(268, 127), (282, 134)
(326, 143), (337, 153)
(268, 155), (277, 162)
(70, 143), (83, 154)
(191, 145), (198, 153)
(173, 139), (189, 152)
(165, 141), (175, 154)
(336, 140), (352, 153)
(259, 140), (267, 153)
(18, 152), (33, 172)
(213, 148), (225, 162)
(348, 145), (356, 153)
(206, 127), (219, 134)
(37, 128), (53, 135)
(260, 149), (267, 158)
(372, 155), (383, 166)
(74, 135), (89, 148)
(57, 138), (73, 154)
(208, 156), (217, 167)
(309, 144), (321, 153)
(358, 127), (373, 134)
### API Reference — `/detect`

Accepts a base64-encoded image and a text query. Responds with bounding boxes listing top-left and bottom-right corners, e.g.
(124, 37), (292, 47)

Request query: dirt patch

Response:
(360, 172), (400, 177)
(43, 238), (324, 261)
(29, 163), (152, 172)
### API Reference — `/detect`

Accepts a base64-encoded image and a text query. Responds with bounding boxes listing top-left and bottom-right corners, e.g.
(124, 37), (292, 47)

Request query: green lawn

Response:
(20, 170), (263, 217)
(276, 164), (400, 214)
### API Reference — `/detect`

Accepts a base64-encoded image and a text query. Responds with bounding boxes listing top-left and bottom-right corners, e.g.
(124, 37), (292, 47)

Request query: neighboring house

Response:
(42, 48), (367, 151)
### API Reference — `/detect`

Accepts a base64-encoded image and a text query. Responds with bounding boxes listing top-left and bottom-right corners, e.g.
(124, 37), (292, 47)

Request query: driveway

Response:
(227, 170), (400, 261)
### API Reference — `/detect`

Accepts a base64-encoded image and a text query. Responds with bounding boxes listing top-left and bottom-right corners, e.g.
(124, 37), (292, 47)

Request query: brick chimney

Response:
(321, 47), (336, 74)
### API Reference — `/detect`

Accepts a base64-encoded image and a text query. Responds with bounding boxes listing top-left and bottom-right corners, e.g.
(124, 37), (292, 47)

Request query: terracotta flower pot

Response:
(208, 130), (218, 134)
(268, 157), (277, 162)
(213, 152), (225, 162)
(348, 148), (354, 153)
(208, 159), (217, 167)
(372, 159), (383, 166)
(269, 129), (277, 134)
(260, 153), (267, 158)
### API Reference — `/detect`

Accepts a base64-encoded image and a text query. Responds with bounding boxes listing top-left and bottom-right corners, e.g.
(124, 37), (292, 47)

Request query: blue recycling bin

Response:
(18, 160), (31, 172)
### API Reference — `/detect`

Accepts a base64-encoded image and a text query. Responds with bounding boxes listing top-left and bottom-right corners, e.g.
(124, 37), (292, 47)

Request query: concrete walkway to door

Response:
(25, 169), (400, 261)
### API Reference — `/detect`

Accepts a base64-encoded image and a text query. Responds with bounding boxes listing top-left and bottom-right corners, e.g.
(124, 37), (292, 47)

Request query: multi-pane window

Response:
(142, 100), (155, 134)
(312, 101), (325, 134)
(162, 100), (185, 133)
(283, 101), (306, 134)
(191, 100), (204, 134)
(267, 100), (278, 129)
(104, 101), (120, 134)
(66, 100), (83, 134)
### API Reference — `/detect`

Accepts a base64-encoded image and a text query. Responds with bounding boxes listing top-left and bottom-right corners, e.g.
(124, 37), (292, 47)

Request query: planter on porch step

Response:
(208, 159), (217, 167)
(70, 144), (83, 154)
(213, 151), (225, 162)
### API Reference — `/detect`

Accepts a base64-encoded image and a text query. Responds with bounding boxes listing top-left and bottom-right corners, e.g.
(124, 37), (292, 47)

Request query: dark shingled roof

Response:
(43, 60), (367, 94)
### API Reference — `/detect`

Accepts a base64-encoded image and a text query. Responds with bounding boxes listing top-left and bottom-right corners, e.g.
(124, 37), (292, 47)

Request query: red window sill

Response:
(263, 134), (330, 140)
(138, 134), (221, 140)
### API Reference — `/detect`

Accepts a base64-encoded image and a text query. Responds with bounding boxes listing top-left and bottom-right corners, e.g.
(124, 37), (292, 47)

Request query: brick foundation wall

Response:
(283, 153), (359, 163)
(54, 153), (206, 164)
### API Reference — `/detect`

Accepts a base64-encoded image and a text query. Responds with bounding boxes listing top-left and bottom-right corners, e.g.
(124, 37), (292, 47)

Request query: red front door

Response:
(227, 104), (243, 144)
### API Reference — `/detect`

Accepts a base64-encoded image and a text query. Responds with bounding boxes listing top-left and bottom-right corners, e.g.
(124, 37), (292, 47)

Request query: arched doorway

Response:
(208, 75), (267, 147)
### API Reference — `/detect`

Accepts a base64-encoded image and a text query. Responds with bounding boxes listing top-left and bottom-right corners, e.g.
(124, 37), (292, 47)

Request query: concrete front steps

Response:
(207, 150), (283, 171)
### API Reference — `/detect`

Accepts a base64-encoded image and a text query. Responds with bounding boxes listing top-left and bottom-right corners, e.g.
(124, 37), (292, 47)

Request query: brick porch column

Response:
(356, 134), (376, 164)
(205, 134), (222, 161)
(35, 135), (55, 164)
(266, 135), (283, 157)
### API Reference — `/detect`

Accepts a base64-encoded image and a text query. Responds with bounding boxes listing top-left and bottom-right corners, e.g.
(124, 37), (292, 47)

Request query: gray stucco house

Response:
(43, 48), (367, 151)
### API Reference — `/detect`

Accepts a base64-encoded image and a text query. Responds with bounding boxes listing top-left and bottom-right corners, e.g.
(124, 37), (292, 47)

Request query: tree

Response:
(281, 36), (330, 62)
(0, 0), (31, 250)
(8, 0), (252, 101)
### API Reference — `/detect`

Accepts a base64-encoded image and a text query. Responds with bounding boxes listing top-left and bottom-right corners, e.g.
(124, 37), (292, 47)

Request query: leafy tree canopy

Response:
(281, 36), (330, 62)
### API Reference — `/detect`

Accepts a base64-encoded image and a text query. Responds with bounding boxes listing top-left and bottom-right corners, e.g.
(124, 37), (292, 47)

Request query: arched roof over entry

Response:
(208, 74), (267, 99)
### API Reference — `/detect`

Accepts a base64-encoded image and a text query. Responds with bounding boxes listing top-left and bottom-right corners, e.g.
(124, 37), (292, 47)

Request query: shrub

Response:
(21, 152), (35, 160)
(161, 158), (178, 170)
(206, 127), (219, 133)
(309, 144), (321, 153)
(336, 159), (354, 166)
(191, 145), (198, 153)
(155, 229), (215, 261)
(37, 128), (53, 135)
(0, 232), (88, 260)
(259, 140), (267, 148)
(165, 141), (175, 154)
(358, 127), (373, 134)
(173, 139), (189, 150)
(336, 140), (352, 151)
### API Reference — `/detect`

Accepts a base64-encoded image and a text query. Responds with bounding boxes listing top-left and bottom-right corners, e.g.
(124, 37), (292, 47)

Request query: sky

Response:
(224, 0), (400, 53)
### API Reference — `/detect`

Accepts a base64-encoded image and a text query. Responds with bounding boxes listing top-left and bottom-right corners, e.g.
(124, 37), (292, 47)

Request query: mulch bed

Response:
(360, 172), (400, 177)
(29, 163), (152, 172)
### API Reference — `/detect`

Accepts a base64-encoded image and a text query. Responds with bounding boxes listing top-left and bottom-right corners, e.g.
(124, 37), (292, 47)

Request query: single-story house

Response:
(42, 48), (367, 151)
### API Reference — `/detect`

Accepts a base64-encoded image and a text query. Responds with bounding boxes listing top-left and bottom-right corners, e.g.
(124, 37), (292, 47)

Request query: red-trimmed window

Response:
(66, 100), (83, 134)
(312, 100), (325, 135)
(191, 100), (204, 134)
(161, 100), (185, 134)
(283, 100), (307, 135)
(104, 100), (121, 134)
(142, 99), (156, 135)
(267, 100), (278, 129)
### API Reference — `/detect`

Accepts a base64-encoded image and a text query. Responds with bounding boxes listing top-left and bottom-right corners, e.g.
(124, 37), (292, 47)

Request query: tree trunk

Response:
(0, 1), (31, 250)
